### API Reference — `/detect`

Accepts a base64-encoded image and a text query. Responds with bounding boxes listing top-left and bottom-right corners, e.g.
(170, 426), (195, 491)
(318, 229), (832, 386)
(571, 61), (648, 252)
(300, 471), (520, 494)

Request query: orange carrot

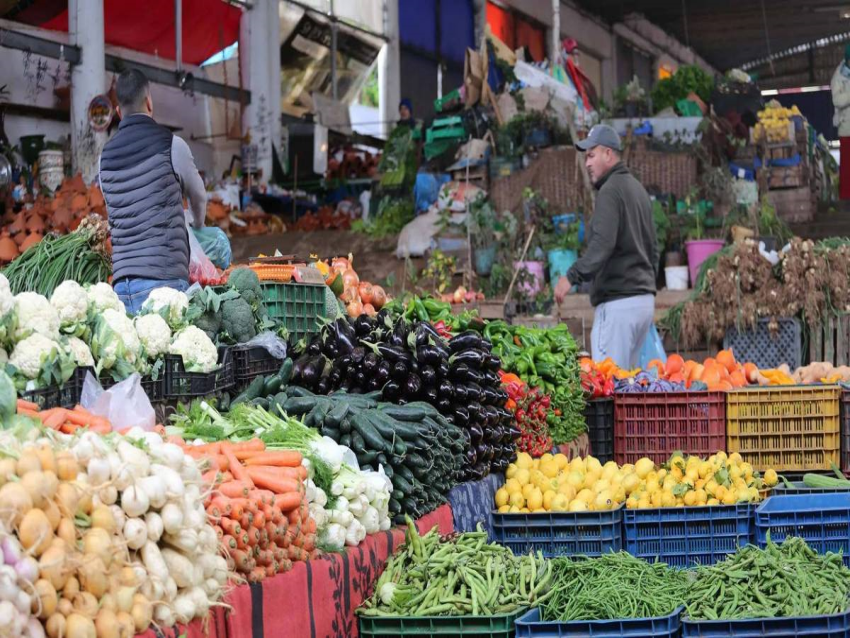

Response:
(201, 470), (221, 486)
(243, 451), (303, 468)
(166, 435), (186, 446)
(185, 442), (223, 456)
(220, 518), (242, 537)
(43, 411), (70, 430)
(246, 527), (261, 547)
(253, 510), (266, 529)
(209, 497), (233, 517)
(219, 481), (251, 499)
(221, 535), (238, 551)
(228, 499), (248, 520)
(277, 492), (303, 514)
(303, 517), (317, 535)
(220, 472), (234, 484)
(248, 568), (266, 583)
(245, 468), (301, 494)
(231, 549), (250, 570)
(248, 490), (275, 506)
(221, 444), (254, 487)
(58, 422), (79, 435)
(302, 534), (316, 553)
(17, 408), (42, 419)
(235, 531), (250, 550)
(228, 439), (265, 452)
(17, 398), (39, 412)
(240, 513), (252, 531)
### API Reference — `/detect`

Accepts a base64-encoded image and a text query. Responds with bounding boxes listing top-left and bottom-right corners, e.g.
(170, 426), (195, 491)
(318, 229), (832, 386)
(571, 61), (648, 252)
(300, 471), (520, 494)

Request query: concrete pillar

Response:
(240, 0), (273, 183)
(550, 0), (560, 65)
(378, 0), (400, 139)
(69, 0), (106, 184)
(268, 0), (282, 174)
(472, 0), (487, 50)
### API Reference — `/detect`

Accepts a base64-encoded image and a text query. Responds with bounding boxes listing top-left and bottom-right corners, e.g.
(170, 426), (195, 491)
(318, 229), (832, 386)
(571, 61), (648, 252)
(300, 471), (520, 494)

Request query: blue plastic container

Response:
(491, 506), (623, 558)
(515, 607), (683, 638)
(682, 608), (850, 637)
(548, 249), (578, 282)
(755, 493), (850, 565)
(474, 245), (497, 276)
(623, 504), (754, 568)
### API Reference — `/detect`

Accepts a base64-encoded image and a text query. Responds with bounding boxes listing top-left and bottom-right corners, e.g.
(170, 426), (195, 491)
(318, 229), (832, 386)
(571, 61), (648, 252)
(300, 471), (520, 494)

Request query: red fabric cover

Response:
(223, 504), (454, 638)
(29, 0), (240, 66)
(841, 137), (850, 201)
(134, 607), (227, 638)
(555, 433), (590, 459)
(486, 2), (515, 50)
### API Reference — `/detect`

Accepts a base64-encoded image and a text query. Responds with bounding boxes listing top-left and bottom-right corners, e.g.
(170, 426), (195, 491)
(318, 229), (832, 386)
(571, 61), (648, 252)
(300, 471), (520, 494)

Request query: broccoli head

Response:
(194, 310), (222, 341)
(228, 267), (261, 307)
(220, 297), (257, 344)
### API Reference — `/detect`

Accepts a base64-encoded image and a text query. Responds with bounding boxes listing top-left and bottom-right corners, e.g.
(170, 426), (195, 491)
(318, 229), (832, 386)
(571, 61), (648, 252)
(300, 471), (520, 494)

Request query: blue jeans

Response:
(113, 278), (189, 315)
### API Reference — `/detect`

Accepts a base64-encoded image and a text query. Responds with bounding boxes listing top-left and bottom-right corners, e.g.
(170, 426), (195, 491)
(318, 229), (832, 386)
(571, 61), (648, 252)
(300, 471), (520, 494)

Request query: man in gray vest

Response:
(99, 69), (206, 314)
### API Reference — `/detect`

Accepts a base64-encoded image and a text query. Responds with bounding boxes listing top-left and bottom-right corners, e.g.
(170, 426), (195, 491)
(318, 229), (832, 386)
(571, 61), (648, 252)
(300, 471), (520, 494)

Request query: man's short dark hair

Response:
(116, 69), (150, 114)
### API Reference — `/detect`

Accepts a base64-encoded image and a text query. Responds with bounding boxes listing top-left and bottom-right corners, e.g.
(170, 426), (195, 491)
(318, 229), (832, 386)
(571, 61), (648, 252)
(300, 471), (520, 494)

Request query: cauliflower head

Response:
(142, 287), (189, 329)
(87, 282), (125, 314)
(169, 326), (218, 373)
(14, 292), (60, 341)
(0, 275), (17, 348)
(91, 308), (142, 378)
(135, 313), (172, 359)
(63, 336), (95, 368)
(10, 333), (62, 380)
(50, 280), (89, 334)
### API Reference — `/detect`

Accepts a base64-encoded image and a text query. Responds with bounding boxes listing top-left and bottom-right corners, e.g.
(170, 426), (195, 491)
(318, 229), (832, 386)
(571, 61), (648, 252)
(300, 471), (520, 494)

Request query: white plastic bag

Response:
(80, 371), (155, 431)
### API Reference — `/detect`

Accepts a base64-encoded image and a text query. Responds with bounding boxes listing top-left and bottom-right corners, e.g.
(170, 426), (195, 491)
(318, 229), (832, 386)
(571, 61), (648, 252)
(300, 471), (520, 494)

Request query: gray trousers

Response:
(590, 294), (655, 369)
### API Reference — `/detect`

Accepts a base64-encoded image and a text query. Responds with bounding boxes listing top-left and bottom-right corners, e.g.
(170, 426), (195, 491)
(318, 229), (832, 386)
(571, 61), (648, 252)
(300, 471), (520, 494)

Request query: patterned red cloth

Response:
(134, 607), (227, 638)
(222, 504), (453, 638)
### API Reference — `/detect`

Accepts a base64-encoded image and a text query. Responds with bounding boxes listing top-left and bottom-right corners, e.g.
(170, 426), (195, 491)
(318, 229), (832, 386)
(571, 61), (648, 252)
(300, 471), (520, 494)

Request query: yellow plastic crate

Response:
(725, 385), (841, 472)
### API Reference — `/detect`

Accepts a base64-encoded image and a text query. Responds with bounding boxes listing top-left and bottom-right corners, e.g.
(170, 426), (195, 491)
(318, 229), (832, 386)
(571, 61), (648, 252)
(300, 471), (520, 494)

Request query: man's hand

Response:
(554, 276), (572, 304)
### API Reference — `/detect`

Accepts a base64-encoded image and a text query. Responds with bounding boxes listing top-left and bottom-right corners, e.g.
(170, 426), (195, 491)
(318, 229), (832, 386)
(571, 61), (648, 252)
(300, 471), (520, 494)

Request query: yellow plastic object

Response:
(725, 386), (841, 472)
(249, 264), (295, 282)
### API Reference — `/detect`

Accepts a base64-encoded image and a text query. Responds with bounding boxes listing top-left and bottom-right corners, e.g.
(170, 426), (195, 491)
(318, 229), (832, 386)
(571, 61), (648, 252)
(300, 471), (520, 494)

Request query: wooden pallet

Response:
(810, 314), (850, 367)
(765, 164), (807, 189)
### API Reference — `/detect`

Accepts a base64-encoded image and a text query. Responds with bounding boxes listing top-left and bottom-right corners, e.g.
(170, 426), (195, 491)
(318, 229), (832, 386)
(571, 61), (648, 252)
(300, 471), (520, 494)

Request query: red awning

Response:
(15, 0), (241, 66)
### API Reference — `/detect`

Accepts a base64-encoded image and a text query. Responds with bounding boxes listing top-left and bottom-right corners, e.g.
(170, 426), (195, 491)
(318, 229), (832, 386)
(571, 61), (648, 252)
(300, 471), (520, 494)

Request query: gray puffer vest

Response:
(99, 114), (189, 282)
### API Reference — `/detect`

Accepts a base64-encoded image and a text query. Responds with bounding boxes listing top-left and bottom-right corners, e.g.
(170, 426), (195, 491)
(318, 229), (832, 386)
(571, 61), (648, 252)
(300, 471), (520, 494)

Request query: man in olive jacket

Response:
(554, 125), (657, 368)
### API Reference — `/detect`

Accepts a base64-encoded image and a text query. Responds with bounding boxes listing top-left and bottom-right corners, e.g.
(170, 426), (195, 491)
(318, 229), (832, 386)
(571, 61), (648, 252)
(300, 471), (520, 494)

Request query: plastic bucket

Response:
(513, 261), (545, 298)
(547, 249), (577, 282)
(665, 265), (689, 291)
(685, 240), (725, 286)
(474, 245), (497, 276)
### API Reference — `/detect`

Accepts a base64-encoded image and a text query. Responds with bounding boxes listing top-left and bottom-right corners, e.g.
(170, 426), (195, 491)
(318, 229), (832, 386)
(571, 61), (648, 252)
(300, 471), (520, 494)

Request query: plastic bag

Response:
(187, 219), (219, 284)
(638, 323), (667, 370)
(192, 226), (232, 269)
(80, 372), (155, 431)
(243, 331), (288, 360)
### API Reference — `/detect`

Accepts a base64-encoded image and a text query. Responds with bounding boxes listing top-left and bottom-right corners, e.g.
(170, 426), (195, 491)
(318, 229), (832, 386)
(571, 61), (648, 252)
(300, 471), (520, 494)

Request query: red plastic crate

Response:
(614, 392), (726, 464)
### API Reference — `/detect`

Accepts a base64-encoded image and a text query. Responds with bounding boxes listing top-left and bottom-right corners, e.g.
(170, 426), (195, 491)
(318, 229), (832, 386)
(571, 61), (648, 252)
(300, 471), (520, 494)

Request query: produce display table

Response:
(135, 609), (228, 638)
(224, 505), (453, 638)
(449, 473), (505, 537)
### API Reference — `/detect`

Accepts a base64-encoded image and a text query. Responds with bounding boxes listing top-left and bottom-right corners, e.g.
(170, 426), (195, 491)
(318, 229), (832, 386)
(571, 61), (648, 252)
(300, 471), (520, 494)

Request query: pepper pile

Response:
(384, 295), (483, 334)
(580, 369), (614, 399)
(502, 373), (553, 457)
(486, 323), (585, 444)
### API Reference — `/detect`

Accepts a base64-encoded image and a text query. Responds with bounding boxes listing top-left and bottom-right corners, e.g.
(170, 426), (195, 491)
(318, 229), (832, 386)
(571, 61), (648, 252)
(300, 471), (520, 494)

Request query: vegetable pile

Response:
(289, 313), (517, 480)
(540, 553), (688, 622)
(486, 322), (585, 444)
(358, 519), (552, 618)
(384, 295), (482, 334)
(0, 417), (227, 636)
(501, 373), (553, 457)
(322, 256), (387, 319)
(685, 537), (850, 620)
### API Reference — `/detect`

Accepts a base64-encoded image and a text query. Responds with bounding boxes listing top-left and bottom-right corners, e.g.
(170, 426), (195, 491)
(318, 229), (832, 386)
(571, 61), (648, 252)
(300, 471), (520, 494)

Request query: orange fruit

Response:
(666, 354), (685, 376)
(700, 365), (721, 387)
(668, 372), (685, 384)
(716, 380), (734, 391)
(743, 362), (759, 383)
(729, 370), (747, 387)
(716, 349), (737, 373)
(689, 364), (705, 382)
(703, 357), (717, 369)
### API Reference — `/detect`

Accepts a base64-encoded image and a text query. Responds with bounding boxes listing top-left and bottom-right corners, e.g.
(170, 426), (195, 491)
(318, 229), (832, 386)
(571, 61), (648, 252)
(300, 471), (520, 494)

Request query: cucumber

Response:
(304, 400), (331, 428)
(349, 413), (391, 453)
(262, 374), (283, 396)
(286, 386), (315, 397)
(362, 390), (383, 401)
(232, 375), (266, 405)
(393, 439), (407, 456)
(394, 464), (415, 483)
(357, 450), (378, 465)
(376, 452), (388, 467)
(388, 498), (402, 515)
(368, 410), (422, 442)
(249, 397), (270, 409)
(324, 402), (350, 428)
(405, 453), (429, 470)
(379, 405), (431, 422)
(321, 426), (340, 441)
(351, 430), (366, 452)
(384, 464), (393, 480)
(392, 489), (404, 501)
(269, 391), (288, 415)
(282, 396), (320, 415)
(278, 358), (294, 384)
(339, 433), (352, 448)
(339, 418), (352, 435)
(392, 473), (413, 495)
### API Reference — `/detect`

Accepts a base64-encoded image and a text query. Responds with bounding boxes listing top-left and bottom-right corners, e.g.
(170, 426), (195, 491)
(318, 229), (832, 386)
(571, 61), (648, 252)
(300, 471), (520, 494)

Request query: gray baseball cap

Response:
(576, 124), (622, 152)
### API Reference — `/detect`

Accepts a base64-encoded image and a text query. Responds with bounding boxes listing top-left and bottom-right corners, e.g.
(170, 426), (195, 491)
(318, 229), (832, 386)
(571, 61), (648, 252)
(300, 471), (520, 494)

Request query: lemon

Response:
(532, 459), (540, 470)
(741, 463), (754, 481)
(698, 461), (713, 479)
(612, 486), (626, 504)
(497, 505), (510, 513)
(495, 488), (509, 508)
(661, 491), (677, 508)
(707, 497), (720, 506)
(737, 487), (751, 502)
(540, 461), (559, 479)
(637, 497), (651, 509)
(509, 492), (525, 508)
(515, 452), (533, 469)
(557, 484), (577, 501)
(551, 494), (569, 511)
(592, 479), (611, 494)
(584, 470), (601, 488)
(705, 480), (718, 496)
(729, 466), (743, 482)
(626, 496), (640, 509)
(520, 507), (530, 513)
(568, 499), (588, 512)
(515, 468), (531, 486)
(576, 488), (594, 504)
(650, 491), (662, 507)
(543, 490), (557, 510)
(685, 467), (700, 483)
(645, 481), (660, 495)
(683, 491), (697, 506)
(694, 489), (708, 505)
(522, 483), (536, 500)
(621, 463), (635, 474)
(622, 473), (641, 495)
(764, 469), (778, 487)
(570, 457), (586, 473)
(714, 485), (727, 501)
(635, 458), (654, 479)
(527, 488), (544, 510)
(506, 463), (518, 479)
(722, 490), (737, 506)
(532, 508), (547, 513)
(657, 468), (668, 480)
(586, 456), (603, 474)
(729, 452), (743, 465)
(566, 471), (584, 489)
(509, 505), (521, 513)
(594, 490), (613, 510)
(554, 453), (569, 469)
(540, 453), (554, 465)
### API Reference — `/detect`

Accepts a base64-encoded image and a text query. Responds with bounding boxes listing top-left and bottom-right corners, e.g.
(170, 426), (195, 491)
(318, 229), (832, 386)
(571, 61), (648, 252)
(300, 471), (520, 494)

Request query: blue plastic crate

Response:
(682, 608), (850, 637)
(491, 506), (622, 558)
(515, 607), (682, 637)
(772, 481), (850, 496)
(755, 493), (850, 565)
(623, 504), (754, 568)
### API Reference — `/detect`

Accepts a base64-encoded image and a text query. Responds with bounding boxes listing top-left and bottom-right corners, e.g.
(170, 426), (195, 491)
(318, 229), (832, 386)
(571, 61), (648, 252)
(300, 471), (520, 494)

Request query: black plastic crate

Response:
(164, 347), (234, 399)
(98, 371), (165, 404)
(20, 366), (92, 410)
(723, 317), (801, 370)
(231, 344), (284, 383)
(584, 398), (614, 463)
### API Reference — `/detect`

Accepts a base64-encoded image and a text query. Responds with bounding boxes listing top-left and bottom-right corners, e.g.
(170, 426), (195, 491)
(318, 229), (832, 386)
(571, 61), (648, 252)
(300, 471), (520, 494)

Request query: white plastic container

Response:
(38, 150), (64, 192)
(665, 265), (689, 291)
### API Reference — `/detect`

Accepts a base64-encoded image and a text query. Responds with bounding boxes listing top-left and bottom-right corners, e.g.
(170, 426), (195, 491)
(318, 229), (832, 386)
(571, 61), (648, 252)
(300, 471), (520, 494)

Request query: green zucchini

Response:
(278, 358), (294, 384)
(349, 413), (390, 453)
(249, 397), (269, 409)
(282, 396), (319, 415)
(286, 385), (315, 397)
(350, 430), (366, 452)
(324, 403), (350, 428)
(379, 405), (431, 422)
(339, 433), (352, 448)
(262, 374), (283, 396)
(368, 410), (422, 442)
(232, 375), (266, 405)
(321, 426), (340, 441)
(339, 418), (352, 435)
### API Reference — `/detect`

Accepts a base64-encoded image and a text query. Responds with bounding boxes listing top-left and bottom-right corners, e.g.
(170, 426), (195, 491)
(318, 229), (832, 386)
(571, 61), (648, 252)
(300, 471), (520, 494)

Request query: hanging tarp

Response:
(14, 0), (240, 66)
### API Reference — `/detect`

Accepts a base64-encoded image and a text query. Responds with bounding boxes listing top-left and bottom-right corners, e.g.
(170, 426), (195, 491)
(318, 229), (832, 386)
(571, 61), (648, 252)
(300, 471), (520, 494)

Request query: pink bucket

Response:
(513, 261), (545, 298)
(685, 240), (725, 286)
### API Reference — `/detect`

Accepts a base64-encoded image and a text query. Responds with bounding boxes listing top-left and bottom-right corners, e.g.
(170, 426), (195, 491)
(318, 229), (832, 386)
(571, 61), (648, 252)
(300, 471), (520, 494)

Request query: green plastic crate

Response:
(261, 282), (325, 342)
(358, 608), (526, 637)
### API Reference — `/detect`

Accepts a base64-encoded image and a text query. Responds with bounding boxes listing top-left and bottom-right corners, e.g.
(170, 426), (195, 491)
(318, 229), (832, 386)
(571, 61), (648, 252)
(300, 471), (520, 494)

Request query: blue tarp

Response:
(399, 0), (473, 63)
(414, 172), (450, 212)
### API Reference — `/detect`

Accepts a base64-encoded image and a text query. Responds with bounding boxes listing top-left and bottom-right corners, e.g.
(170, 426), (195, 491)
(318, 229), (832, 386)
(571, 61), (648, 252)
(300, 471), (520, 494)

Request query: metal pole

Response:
(175, 0), (182, 71)
(551, 0), (560, 65)
(330, 0), (338, 100)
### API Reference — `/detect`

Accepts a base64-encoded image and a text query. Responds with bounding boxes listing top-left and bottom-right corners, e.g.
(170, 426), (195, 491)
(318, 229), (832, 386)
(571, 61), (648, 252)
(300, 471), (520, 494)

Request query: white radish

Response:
(144, 513), (163, 542)
(121, 485), (149, 518)
(160, 503), (183, 535)
(123, 519), (147, 550)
